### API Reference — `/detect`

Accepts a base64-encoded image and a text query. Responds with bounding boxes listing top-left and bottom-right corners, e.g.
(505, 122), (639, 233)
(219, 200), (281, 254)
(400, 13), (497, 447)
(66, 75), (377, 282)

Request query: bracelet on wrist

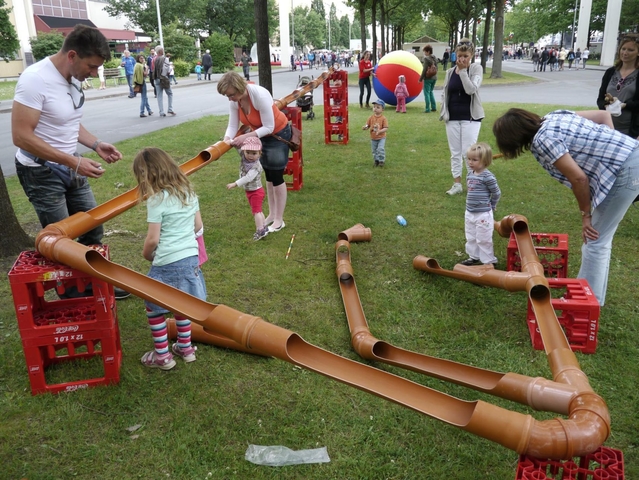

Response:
(91, 139), (102, 151)
(75, 156), (82, 174)
(580, 210), (592, 218)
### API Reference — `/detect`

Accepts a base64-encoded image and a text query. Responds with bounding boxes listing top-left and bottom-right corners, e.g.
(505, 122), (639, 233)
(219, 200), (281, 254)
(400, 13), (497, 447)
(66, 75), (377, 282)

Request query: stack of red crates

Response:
(282, 106), (303, 191)
(323, 69), (348, 145)
(8, 247), (122, 395)
(515, 446), (624, 479)
(506, 233), (600, 354)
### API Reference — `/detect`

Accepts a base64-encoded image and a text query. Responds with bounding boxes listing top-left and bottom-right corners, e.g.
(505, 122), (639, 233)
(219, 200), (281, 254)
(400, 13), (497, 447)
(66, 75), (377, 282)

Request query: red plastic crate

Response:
(516, 446), (624, 479)
(527, 278), (600, 354)
(507, 233), (569, 278)
(281, 107), (303, 191)
(323, 70), (349, 145)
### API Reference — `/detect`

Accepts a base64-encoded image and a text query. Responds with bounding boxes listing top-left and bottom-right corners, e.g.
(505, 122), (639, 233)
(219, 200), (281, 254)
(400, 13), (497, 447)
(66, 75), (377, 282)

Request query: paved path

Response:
(1, 60), (608, 176)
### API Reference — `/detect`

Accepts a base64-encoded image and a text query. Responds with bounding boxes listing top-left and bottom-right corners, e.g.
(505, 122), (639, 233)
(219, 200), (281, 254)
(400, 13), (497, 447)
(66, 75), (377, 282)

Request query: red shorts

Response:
(245, 187), (265, 214)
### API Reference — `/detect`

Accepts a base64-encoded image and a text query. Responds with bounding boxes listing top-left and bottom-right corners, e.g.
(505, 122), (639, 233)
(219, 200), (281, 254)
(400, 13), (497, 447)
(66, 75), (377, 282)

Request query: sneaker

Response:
(114, 287), (131, 300)
(460, 257), (482, 266)
(160, 113), (166, 117)
(148, 112), (154, 116)
(140, 350), (176, 370)
(374, 160), (379, 167)
(140, 114), (147, 117)
(446, 183), (463, 195)
(378, 162), (385, 167)
(253, 227), (269, 241)
(168, 111), (176, 116)
(171, 343), (197, 363)
(268, 221), (285, 233)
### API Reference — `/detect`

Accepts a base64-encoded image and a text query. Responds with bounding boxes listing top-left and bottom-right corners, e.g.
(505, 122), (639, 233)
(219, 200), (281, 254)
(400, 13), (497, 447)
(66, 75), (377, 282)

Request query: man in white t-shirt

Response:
(12, 25), (129, 298)
(581, 48), (590, 69)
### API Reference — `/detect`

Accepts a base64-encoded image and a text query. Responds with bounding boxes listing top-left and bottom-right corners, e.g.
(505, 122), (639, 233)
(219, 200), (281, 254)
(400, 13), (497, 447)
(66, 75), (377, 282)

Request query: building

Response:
(2, 0), (139, 77)
(403, 35), (449, 62)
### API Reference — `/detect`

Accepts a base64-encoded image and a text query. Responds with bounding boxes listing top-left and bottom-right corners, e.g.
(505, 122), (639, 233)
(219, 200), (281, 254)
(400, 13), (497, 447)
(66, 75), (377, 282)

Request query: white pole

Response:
(600, 0), (622, 66)
(155, 0), (164, 48)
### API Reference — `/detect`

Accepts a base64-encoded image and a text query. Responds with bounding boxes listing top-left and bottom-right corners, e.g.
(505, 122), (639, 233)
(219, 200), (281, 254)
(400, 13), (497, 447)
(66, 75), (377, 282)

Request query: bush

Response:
(103, 58), (121, 68)
(172, 59), (191, 77)
(29, 30), (64, 61)
(201, 32), (235, 72)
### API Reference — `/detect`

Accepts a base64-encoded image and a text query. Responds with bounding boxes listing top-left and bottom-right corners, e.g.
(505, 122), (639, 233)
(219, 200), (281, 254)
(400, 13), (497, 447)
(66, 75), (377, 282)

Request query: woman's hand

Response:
(582, 216), (599, 243)
(456, 57), (469, 71)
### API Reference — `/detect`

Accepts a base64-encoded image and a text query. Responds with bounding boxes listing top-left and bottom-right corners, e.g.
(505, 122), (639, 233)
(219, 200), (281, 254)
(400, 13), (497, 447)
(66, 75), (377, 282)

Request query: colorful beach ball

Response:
(372, 50), (423, 106)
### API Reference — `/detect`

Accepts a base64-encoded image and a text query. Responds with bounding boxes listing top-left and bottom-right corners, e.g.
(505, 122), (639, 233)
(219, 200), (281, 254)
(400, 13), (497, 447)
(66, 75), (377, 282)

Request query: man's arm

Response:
(575, 110), (614, 129)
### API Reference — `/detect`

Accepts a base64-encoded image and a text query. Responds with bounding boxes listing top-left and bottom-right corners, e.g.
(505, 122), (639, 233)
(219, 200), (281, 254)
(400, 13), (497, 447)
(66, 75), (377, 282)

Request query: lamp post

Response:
(571, 0), (580, 50)
(291, 0), (295, 56)
(155, 0), (164, 48)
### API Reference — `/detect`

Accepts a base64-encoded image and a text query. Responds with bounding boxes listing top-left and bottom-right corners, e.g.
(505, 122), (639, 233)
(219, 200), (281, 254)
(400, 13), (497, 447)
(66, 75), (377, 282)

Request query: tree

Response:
(491, 0), (505, 78)
(0, 167), (34, 258)
(161, 22), (197, 61)
(254, 0), (272, 94)
(0, 0), (19, 62)
(29, 30), (64, 61)
(201, 32), (235, 72)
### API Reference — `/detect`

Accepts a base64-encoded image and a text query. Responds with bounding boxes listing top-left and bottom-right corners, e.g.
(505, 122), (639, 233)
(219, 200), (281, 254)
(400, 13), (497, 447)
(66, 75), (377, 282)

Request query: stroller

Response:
(296, 75), (315, 120)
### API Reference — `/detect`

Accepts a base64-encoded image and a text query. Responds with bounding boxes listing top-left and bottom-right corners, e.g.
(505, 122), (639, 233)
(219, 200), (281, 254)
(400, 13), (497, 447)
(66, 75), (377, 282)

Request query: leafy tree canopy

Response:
(0, 0), (20, 61)
(29, 30), (64, 61)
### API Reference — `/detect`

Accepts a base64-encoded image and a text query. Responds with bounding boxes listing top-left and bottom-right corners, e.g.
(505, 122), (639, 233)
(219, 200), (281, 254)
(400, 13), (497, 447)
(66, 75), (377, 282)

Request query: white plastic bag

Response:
(245, 444), (330, 466)
(606, 99), (623, 117)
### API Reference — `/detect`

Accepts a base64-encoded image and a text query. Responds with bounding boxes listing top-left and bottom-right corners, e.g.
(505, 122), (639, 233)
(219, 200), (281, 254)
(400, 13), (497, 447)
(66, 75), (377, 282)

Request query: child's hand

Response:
(362, 125), (369, 130)
(226, 182), (236, 189)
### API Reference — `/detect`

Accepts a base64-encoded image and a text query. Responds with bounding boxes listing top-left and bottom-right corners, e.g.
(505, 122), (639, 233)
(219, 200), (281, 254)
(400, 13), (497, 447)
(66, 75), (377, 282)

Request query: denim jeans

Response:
(15, 159), (103, 245)
(139, 82), (152, 115)
(145, 255), (207, 315)
(422, 78), (437, 112)
(154, 78), (173, 115)
(126, 73), (134, 96)
(371, 138), (386, 163)
(577, 147), (639, 306)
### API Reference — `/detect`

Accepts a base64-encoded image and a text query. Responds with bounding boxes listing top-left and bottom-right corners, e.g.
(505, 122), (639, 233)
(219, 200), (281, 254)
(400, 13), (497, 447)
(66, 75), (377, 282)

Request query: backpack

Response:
(425, 56), (438, 78)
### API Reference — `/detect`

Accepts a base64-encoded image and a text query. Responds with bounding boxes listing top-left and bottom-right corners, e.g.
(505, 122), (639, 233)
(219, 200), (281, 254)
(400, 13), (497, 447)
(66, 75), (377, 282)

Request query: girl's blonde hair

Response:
(132, 147), (195, 206)
(467, 142), (493, 168)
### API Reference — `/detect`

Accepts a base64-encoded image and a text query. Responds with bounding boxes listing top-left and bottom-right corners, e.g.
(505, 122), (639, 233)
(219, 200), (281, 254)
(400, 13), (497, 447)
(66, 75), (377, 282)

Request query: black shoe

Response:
(114, 287), (131, 300)
(460, 258), (482, 266)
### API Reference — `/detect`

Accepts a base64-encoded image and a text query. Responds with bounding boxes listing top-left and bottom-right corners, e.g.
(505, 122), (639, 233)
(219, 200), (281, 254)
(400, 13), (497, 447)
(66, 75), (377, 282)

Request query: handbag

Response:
(273, 123), (301, 152)
(133, 83), (143, 93)
(425, 62), (437, 79)
(159, 76), (171, 89)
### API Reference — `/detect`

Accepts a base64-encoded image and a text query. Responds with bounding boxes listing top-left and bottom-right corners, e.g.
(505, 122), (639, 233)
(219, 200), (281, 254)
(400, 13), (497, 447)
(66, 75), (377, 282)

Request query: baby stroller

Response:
(296, 75), (315, 120)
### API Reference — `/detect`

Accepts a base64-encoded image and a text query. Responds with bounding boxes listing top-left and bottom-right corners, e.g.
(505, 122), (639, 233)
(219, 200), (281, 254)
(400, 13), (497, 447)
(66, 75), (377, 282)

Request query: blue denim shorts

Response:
(145, 255), (207, 315)
(260, 123), (291, 170)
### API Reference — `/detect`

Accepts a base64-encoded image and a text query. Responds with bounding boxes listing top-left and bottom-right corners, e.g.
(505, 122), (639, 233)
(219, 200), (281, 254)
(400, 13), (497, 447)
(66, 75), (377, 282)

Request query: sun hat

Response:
(241, 137), (263, 151)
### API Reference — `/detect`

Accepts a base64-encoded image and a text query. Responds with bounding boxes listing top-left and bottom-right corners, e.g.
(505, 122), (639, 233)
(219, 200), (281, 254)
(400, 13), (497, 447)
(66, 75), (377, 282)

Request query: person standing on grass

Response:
(394, 75), (409, 113)
(358, 50), (374, 109)
(440, 38), (485, 196)
(225, 137), (269, 241)
(12, 25), (129, 300)
(493, 108), (639, 306)
(133, 147), (206, 370)
(459, 142), (501, 266)
(419, 44), (438, 113)
(362, 99), (388, 167)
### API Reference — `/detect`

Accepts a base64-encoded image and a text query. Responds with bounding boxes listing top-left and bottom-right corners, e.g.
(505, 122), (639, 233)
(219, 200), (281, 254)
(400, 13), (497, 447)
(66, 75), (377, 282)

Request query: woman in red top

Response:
(359, 50), (374, 108)
(218, 72), (291, 233)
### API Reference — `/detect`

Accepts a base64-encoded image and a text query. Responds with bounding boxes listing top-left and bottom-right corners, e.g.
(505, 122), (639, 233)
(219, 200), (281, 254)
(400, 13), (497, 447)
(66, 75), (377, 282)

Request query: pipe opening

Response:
(513, 220), (528, 235)
(199, 150), (212, 162)
(426, 258), (441, 269)
(530, 284), (550, 301)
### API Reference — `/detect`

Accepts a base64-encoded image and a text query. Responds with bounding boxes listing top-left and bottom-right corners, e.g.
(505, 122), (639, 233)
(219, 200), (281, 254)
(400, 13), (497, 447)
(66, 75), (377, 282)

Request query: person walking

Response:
(581, 48), (590, 69)
(153, 46), (176, 117)
(419, 44), (438, 113)
(121, 50), (137, 97)
(202, 49), (212, 81)
(241, 52), (251, 81)
(133, 147), (206, 370)
(440, 38), (485, 196)
(134, 54), (153, 117)
(493, 108), (639, 306)
(12, 25), (129, 299)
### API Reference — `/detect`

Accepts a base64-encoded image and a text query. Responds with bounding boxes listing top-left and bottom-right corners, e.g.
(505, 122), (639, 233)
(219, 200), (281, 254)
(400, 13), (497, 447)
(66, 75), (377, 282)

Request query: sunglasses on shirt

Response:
(67, 81), (85, 109)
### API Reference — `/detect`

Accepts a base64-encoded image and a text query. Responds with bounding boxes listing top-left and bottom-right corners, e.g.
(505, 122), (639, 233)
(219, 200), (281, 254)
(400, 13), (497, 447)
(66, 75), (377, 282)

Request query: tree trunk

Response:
(359, 0), (367, 52)
(491, 0), (505, 79)
(254, 0), (272, 94)
(0, 166), (34, 259)
(371, 0), (377, 62)
(481, 0), (493, 72)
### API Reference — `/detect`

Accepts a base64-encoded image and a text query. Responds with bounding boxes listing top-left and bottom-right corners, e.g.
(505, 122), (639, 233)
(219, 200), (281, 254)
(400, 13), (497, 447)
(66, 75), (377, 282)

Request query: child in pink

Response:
(394, 75), (409, 113)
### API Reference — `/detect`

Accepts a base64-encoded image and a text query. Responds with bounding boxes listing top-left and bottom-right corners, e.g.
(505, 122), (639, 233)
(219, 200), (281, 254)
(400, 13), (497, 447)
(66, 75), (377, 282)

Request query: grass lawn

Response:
(1, 101), (637, 479)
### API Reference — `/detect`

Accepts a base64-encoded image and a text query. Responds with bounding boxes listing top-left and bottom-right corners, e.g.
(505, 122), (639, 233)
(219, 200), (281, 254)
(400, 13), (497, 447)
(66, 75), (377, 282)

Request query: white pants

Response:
(465, 210), (497, 264)
(446, 120), (482, 179)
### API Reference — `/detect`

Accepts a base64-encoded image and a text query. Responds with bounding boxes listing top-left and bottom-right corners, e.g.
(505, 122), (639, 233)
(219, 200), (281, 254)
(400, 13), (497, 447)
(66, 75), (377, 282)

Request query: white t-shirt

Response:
(14, 57), (84, 167)
(582, 49), (590, 60)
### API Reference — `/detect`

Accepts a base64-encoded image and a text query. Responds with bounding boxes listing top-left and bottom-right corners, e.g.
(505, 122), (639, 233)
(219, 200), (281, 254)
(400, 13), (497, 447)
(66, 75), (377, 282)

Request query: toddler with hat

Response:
(362, 99), (389, 166)
(226, 137), (269, 240)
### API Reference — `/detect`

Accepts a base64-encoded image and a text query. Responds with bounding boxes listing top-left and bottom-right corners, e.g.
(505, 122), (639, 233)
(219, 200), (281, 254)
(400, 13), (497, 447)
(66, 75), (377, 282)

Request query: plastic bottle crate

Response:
(281, 107), (303, 191)
(323, 70), (348, 145)
(507, 233), (569, 278)
(516, 446), (624, 479)
(527, 278), (600, 354)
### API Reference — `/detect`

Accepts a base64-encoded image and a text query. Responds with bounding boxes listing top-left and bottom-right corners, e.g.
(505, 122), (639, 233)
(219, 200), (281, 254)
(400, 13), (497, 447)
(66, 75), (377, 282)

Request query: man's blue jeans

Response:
(578, 147), (639, 305)
(154, 78), (173, 115)
(15, 159), (103, 245)
(126, 73), (134, 96)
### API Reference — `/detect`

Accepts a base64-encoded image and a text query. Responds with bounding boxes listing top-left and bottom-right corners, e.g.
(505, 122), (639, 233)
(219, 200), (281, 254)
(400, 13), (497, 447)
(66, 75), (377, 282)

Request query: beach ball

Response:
(372, 50), (423, 106)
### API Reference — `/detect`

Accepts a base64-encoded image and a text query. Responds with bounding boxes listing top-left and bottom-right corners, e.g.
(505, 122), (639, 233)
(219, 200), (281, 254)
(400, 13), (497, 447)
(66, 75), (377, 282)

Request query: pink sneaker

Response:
(140, 350), (176, 370)
(172, 343), (197, 363)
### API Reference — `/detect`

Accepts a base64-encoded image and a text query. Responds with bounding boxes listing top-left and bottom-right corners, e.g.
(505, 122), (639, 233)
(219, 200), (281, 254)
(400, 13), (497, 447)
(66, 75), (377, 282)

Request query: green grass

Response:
(1, 102), (638, 479)
(0, 80), (17, 101)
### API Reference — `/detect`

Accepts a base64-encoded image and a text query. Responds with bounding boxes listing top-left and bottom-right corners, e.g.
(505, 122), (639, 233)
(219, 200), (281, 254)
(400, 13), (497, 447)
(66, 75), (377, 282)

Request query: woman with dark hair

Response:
(493, 108), (639, 306)
(419, 44), (438, 113)
(358, 50), (374, 109)
(596, 37), (639, 139)
(218, 71), (291, 233)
